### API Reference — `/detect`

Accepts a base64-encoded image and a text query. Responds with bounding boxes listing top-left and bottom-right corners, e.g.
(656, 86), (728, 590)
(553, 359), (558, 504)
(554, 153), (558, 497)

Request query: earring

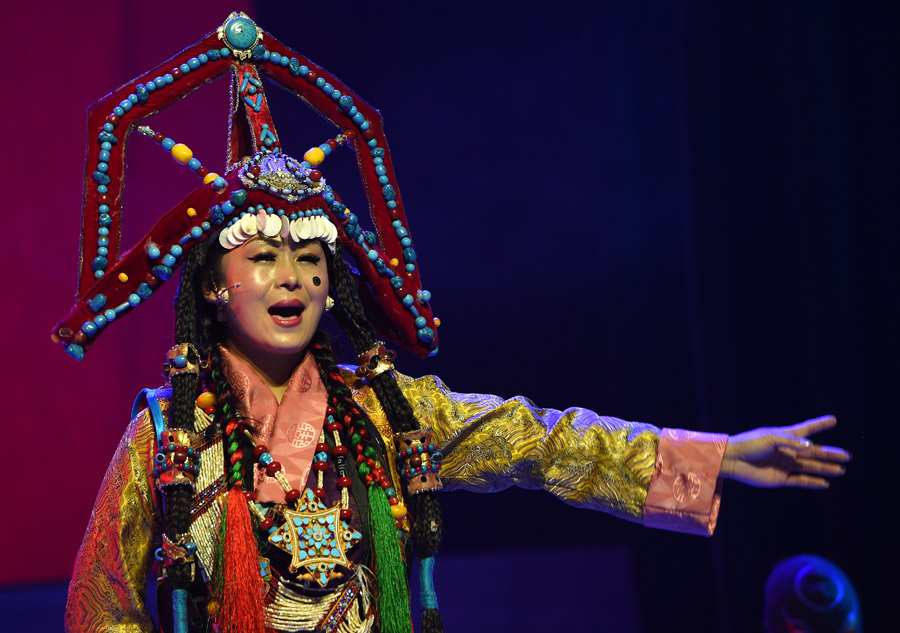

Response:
(214, 282), (242, 322)
(325, 296), (334, 312)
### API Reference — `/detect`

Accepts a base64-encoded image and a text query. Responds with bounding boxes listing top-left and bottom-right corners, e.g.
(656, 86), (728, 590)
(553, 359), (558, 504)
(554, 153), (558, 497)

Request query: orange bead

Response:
(196, 391), (216, 409)
(433, 318), (441, 327)
(203, 172), (219, 184)
(170, 143), (193, 164)
(186, 207), (197, 218)
(117, 272), (129, 283)
(390, 503), (407, 519)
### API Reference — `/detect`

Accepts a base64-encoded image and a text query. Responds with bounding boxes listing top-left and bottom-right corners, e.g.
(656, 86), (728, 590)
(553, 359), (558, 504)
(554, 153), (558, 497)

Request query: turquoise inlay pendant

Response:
(268, 489), (362, 587)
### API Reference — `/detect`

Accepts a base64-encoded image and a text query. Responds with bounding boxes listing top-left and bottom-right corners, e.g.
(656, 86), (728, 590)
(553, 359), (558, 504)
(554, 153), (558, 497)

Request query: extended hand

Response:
(721, 416), (849, 488)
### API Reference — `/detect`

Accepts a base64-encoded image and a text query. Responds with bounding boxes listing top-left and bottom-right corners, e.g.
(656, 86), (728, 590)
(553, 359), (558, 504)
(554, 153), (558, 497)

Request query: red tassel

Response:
(216, 487), (267, 633)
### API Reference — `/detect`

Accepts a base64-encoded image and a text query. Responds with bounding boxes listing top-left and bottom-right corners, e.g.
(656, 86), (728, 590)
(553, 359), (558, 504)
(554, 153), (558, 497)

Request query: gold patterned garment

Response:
(66, 368), (670, 632)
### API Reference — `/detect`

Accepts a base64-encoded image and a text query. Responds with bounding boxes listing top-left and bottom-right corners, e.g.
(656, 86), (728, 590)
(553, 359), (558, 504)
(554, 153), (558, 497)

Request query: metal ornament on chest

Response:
(267, 490), (363, 586)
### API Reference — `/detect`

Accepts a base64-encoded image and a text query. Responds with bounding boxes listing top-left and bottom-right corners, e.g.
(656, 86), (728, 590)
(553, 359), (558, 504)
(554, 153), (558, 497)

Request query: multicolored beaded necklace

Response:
(196, 382), (408, 587)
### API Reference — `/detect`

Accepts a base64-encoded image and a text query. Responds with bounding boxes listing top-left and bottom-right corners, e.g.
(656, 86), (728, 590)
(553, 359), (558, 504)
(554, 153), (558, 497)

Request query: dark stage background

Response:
(2, 1), (894, 631)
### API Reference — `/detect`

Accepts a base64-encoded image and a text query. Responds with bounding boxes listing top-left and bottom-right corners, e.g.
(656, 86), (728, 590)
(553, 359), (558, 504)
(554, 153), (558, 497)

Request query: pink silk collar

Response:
(219, 346), (328, 504)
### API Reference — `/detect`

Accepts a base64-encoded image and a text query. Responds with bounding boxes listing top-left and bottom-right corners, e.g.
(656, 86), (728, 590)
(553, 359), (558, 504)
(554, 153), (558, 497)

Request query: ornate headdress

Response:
(51, 12), (439, 360)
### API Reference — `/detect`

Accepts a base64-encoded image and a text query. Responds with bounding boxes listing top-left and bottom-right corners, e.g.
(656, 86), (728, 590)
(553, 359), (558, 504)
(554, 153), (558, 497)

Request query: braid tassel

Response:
(216, 487), (267, 633)
(368, 484), (412, 633)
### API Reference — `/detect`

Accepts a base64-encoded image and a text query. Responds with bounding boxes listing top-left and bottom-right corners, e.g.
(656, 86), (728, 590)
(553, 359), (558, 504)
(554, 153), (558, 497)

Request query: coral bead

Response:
(313, 487), (327, 500)
(388, 496), (399, 506)
(265, 462), (282, 477)
(196, 392), (216, 409)
(309, 170), (322, 181)
(285, 489), (301, 503)
(332, 445), (348, 457)
(336, 476), (352, 489)
(260, 517), (274, 531)
(340, 509), (353, 521)
(327, 421), (343, 433)
(304, 147), (325, 167)
(204, 406), (216, 416)
(315, 443), (329, 454)
(253, 445), (268, 459)
(171, 144), (193, 164)
(313, 461), (328, 472)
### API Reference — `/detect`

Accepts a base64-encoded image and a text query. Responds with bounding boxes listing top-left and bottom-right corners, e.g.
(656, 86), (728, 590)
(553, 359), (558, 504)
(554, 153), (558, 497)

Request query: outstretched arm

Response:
(721, 416), (849, 488)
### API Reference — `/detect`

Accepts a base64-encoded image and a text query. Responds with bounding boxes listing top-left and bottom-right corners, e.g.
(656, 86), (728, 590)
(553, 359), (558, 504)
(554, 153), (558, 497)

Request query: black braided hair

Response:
(326, 243), (445, 633)
(167, 241), (208, 600)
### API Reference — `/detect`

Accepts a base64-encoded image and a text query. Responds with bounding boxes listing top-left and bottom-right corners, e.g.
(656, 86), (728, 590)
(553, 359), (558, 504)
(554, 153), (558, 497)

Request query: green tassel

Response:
(368, 486), (411, 633)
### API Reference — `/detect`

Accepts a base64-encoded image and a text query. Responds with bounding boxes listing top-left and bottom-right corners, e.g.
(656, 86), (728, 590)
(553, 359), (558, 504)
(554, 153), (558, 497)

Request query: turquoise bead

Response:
(164, 73), (174, 84)
(99, 204), (110, 213)
(148, 245), (160, 259)
(98, 236), (109, 246)
(137, 283), (152, 298)
(101, 142), (112, 150)
(187, 158), (201, 171)
(97, 162), (108, 172)
(401, 237), (411, 247)
(161, 254), (176, 267)
(99, 227), (109, 236)
(98, 214), (112, 226)
(99, 150), (110, 162)
(190, 226), (203, 239)
(198, 54), (208, 64)
(169, 245), (183, 257)
(201, 222), (210, 231)
(213, 177), (227, 189)
(377, 175), (388, 185)
(415, 317), (426, 327)
(103, 308), (116, 322)
(161, 138), (175, 151)
(65, 343), (85, 361)
(173, 355), (188, 368)
(83, 322), (98, 336)
(97, 247), (108, 256)
(128, 294), (141, 306)
(188, 57), (201, 70)
(270, 52), (281, 64)
(94, 315), (107, 328)
(113, 106), (124, 116)
(93, 270), (103, 279)
(180, 63), (190, 74)
(418, 290), (431, 302)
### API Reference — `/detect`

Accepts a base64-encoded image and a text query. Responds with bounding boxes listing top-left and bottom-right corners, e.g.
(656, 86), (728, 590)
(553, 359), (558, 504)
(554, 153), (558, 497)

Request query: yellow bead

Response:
(203, 172), (219, 184)
(170, 143), (193, 164)
(390, 503), (408, 519)
(117, 272), (129, 283)
(303, 147), (325, 167)
(196, 391), (217, 409)
(390, 258), (399, 267)
(433, 318), (441, 327)
(186, 207), (197, 218)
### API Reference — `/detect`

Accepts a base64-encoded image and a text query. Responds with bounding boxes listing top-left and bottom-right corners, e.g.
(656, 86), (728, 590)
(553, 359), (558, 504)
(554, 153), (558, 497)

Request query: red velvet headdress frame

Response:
(52, 16), (438, 359)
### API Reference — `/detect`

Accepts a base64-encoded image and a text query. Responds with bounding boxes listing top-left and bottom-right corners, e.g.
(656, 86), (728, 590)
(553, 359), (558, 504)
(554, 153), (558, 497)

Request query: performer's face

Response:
(206, 236), (329, 360)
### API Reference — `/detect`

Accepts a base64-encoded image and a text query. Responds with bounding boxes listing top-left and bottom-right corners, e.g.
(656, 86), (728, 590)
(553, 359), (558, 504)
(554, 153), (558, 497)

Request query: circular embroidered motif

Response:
(230, 370), (250, 400)
(255, 414), (276, 441)
(287, 422), (317, 448)
(288, 367), (313, 392)
(672, 472), (702, 502)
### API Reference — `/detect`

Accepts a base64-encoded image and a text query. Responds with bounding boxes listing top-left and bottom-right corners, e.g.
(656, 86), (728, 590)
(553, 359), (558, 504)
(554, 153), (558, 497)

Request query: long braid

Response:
(166, 241), (208, 622)
(327, 243), (445, 633)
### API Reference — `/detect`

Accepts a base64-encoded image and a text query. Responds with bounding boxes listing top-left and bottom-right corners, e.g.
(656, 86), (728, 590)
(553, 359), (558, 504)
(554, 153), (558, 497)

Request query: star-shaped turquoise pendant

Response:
(268, 490), (362, 586)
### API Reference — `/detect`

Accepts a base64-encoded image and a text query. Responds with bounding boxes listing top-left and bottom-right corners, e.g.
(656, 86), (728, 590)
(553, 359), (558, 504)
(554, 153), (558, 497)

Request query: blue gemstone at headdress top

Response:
(225, 17), (258, 50)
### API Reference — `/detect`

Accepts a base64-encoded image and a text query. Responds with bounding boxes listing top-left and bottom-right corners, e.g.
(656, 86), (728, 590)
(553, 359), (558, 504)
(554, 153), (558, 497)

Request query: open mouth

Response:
(268, 305), (304, 319)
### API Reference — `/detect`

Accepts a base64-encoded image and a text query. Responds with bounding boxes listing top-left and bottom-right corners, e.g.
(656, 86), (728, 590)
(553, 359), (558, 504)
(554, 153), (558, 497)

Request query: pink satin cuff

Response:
(642, 428), (728, 536)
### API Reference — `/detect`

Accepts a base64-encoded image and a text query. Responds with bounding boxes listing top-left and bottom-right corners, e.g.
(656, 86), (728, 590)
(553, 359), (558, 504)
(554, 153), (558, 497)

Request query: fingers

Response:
(794, 458), (845, 477)
(784, 473), (830, 489)
(798, 444), (851, 463)
(785, 415), (837, 437)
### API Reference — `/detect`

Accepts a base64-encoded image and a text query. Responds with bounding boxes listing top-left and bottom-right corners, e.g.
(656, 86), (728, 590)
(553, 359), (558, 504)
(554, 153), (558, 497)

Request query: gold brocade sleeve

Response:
(66, 409), (161, 633)
(348, 370), (661, 524)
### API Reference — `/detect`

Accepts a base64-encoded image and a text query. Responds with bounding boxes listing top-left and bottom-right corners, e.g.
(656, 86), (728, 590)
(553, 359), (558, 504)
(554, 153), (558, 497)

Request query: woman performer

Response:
(54, 13), (849, 633)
